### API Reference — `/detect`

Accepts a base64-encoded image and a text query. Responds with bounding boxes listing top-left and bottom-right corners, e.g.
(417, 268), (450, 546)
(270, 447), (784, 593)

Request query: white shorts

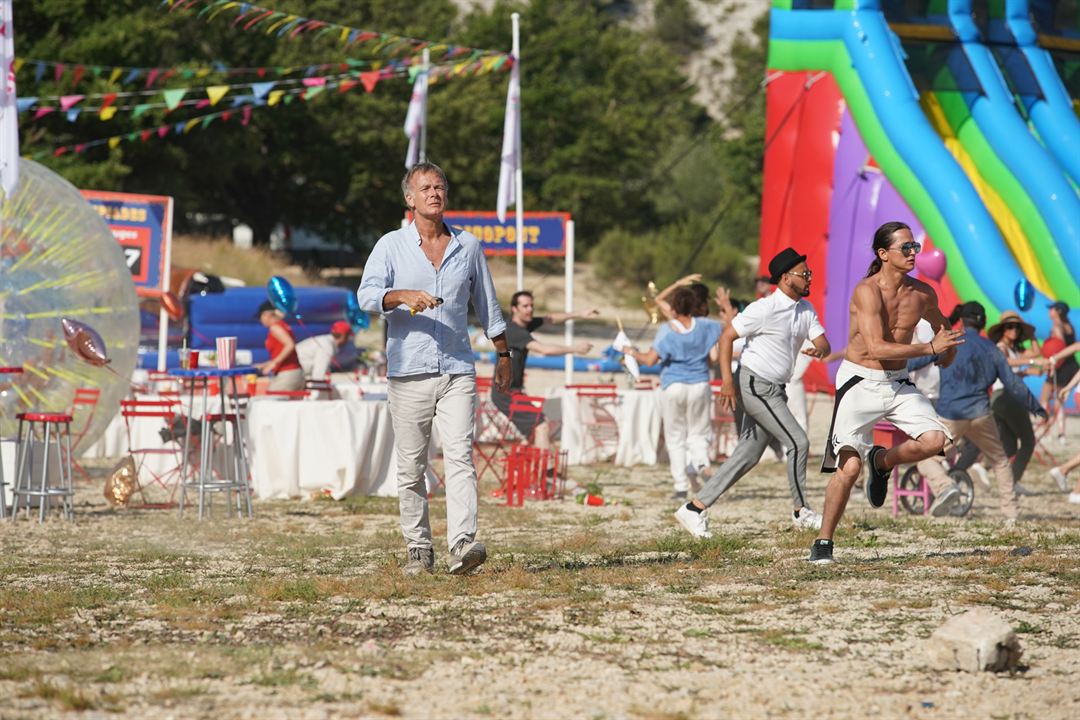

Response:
(821, 360), (950, 472)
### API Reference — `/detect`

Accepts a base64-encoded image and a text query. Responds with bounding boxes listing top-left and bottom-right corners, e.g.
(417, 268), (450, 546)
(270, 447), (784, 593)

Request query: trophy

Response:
(641, 281), (660, 325)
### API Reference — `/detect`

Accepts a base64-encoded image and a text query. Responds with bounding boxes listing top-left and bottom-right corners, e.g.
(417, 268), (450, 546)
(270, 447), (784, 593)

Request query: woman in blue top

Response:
(627, 287), (723, 499)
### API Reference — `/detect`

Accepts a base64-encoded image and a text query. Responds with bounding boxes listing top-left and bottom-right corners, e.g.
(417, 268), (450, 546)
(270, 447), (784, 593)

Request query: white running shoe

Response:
(792, 507), (823, 531)
(1050, 467), (1069, 492)
(1069, 493), (1080, 505)
(1013, 482), (1035, 497)
(970, 463), (991, 489)
(674, 504), (712, 539)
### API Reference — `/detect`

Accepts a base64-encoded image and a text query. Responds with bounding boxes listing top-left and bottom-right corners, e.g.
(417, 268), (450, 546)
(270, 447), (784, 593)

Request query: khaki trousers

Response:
(387, 373), (478, 551)
(917, 414), (1016, 520)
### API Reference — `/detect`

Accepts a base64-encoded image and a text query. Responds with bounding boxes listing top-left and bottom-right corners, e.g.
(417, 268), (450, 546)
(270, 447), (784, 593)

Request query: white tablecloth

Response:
(558, 388), (662, 466)
(247, 398), (397, 499)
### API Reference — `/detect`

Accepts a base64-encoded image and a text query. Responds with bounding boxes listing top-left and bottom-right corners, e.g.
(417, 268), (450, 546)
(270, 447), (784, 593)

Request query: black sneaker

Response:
(808, 538), (834, 564)
(864, 445), (890, 508)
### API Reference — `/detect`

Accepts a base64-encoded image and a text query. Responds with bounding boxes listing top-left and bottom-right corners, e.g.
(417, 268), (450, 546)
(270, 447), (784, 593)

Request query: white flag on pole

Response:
(403, 68), (428, 169)
(495, 55), (520, 223)
(0, 0), (19, 199)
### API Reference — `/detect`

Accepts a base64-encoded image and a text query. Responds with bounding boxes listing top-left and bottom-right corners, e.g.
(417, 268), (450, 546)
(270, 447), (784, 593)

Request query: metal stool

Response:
(10, 412), (75, 522)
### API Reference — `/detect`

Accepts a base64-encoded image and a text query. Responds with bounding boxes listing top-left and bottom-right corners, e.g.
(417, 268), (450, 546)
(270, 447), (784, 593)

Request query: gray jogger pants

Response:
(696, 368), (810, 509)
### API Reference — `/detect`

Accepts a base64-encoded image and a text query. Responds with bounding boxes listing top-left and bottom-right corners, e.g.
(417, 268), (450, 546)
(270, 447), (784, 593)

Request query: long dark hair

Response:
(865, 221), (911, 277)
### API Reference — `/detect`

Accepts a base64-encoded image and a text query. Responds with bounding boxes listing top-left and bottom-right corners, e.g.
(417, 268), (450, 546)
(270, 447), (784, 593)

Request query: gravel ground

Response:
(2, 404), (1079, 719)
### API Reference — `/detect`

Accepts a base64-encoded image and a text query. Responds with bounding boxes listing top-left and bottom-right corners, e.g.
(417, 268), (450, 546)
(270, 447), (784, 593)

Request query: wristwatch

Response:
(497, 351), (511, 358)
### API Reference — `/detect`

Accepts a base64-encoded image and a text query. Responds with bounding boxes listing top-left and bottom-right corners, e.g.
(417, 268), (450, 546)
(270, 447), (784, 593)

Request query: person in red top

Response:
(255, 300), (304, 391)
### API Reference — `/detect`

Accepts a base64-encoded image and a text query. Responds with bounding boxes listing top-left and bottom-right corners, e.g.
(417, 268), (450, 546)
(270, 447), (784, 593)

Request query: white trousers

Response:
(660, 382), (713, 491)
(387, 373), (477, 552)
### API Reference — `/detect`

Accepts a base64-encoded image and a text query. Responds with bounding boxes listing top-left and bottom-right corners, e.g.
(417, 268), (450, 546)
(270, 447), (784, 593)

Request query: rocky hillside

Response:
(451, 0), (766, 118)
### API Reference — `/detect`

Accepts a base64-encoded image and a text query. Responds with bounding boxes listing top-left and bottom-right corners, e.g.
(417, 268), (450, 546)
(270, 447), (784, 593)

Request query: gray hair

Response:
(401, 161), (449, 197)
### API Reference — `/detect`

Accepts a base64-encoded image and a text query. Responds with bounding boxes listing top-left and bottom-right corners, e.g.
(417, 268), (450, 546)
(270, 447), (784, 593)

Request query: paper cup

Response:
(215, 336), (237, 370)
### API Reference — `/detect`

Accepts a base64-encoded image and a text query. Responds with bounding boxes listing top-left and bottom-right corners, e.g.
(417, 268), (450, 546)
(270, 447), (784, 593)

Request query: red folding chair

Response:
(710, 380), (738, 460)
(502, 444), (568, 506)
(120, 398), (187, 507)
(474, 392), (547, 487)
(68, 387), (101, 482)
(568, 385), (620, 463)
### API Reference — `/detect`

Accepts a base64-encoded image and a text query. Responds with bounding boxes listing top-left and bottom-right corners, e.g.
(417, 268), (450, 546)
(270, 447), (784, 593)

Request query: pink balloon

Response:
(915, 249), (947, 281)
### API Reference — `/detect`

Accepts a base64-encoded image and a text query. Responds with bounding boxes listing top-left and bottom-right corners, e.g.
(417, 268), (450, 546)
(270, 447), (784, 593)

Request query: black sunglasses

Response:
(891, 241), (922, 256)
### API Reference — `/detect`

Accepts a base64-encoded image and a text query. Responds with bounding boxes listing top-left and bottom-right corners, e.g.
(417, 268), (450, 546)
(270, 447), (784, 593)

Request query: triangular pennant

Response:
(34, 107), (55, 120)
(241, 106), (252, 126)
(283, 94), (295, 105)
(145, 69), (161, 88)
(408, 65), (423, 83)
(16, 97), (37, 113)
(54, 63), (66, 82)
(132, 104), (152, 118)
(267, 90), (284, 106)
(206, 85), (229, 106)
(180, 69), (195, 79)
(337, 79), (358, 94)
(72, 65), (86, 86)
(99, 106), (118, 121)
(109, 67), (123, 85)
(195, 99), (211, 110)
(302, 85), (325, 101)
(91, 66), (103, 76)
(65, 108), (82, 122)
(360, 71), (380, 93)
(53, 146), (68, 157)
(59, 95), (85, 111)
(13, 58), (23, 73)
(157, 126), (169, 139)
(301, 76), (326, 87)
(34, 63), (45, 83)
(196, 68), (211, 78)
(222, 111), (232, 122)
(108, 137), (121, 149)
(74, 144), (86, 154)
(162, 88), (187, 111)
(100, 93), (118, 111)
(184, 118), (200, 134)
(124, 69), (141, 84)
(250, 81), (275, 100)
(174, 122), (185, 135)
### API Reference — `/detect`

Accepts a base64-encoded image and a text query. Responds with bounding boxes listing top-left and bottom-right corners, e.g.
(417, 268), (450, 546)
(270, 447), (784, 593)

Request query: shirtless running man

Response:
(809, 221), (965, 564)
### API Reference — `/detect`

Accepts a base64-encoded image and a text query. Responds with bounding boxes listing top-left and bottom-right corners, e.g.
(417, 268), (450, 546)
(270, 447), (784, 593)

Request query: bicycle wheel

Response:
(899, 466), (927, 515)
(948, 469), (975, 517)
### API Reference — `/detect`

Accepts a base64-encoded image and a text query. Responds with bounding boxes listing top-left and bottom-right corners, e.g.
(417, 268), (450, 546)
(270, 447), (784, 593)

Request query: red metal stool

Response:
(11, 411), (75, 522)
(501, 444), (567, 506)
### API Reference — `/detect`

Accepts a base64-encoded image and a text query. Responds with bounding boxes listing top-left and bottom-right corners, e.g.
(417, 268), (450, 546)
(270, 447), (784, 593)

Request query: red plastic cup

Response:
(187, 349), (200, 369)
(583, 494), (604, 506)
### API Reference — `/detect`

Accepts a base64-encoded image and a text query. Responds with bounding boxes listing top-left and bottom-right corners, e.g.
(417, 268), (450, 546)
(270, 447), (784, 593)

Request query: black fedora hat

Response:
(768, 248), (808, 284)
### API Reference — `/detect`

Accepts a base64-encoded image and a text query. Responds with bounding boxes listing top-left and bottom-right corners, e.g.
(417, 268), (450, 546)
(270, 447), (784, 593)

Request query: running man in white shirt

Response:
(674, 248), (831, 538)
(295, 321), (356, 381)
(809, 221), (965, 564)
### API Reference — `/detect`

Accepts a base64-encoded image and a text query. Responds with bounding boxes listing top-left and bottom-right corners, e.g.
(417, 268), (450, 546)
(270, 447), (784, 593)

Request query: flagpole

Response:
(419, 48), (429, 163)
(512, 12), (524, 291)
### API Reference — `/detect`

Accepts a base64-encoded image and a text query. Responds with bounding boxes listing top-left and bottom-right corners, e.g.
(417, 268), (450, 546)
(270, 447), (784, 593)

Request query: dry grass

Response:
(3, 433), (1080, 718)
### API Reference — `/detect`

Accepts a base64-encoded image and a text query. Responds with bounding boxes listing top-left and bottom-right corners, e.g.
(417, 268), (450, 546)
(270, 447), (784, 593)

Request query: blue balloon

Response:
(267, 276), (298, 316)
(345, 292), (369, 330)
(1013, 279), (1034, 311)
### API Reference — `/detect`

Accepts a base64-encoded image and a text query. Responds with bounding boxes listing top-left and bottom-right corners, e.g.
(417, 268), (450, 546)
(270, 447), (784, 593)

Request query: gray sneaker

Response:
(930, 484), (961, 517)
(448, 539), (487, 575)
(403, 547), (435, 576)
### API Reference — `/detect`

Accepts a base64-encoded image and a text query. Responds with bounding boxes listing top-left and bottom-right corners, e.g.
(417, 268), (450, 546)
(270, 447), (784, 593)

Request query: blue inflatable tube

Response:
(947, 1), (1080, 282)
(1001, 0), (1080, 187)
(772, 3), (1055, 334)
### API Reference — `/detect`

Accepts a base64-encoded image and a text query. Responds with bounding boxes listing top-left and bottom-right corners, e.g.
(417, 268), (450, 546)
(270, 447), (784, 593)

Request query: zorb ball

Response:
(0, 160), (138, 451)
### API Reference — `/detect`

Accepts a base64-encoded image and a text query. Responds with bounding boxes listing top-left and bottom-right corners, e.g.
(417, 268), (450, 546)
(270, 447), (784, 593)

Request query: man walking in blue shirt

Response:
(909, 302), (1047, 521)
(358, 162), (512, 576)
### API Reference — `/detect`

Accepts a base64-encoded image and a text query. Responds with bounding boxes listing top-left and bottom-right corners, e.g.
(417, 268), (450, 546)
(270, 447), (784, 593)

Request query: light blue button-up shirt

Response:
(357, 221), (506, 378)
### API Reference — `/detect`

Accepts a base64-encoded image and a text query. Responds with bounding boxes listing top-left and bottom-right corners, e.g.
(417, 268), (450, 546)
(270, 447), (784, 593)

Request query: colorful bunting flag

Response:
(163, 88), (187, 110)
(206, 85), (229, 105)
